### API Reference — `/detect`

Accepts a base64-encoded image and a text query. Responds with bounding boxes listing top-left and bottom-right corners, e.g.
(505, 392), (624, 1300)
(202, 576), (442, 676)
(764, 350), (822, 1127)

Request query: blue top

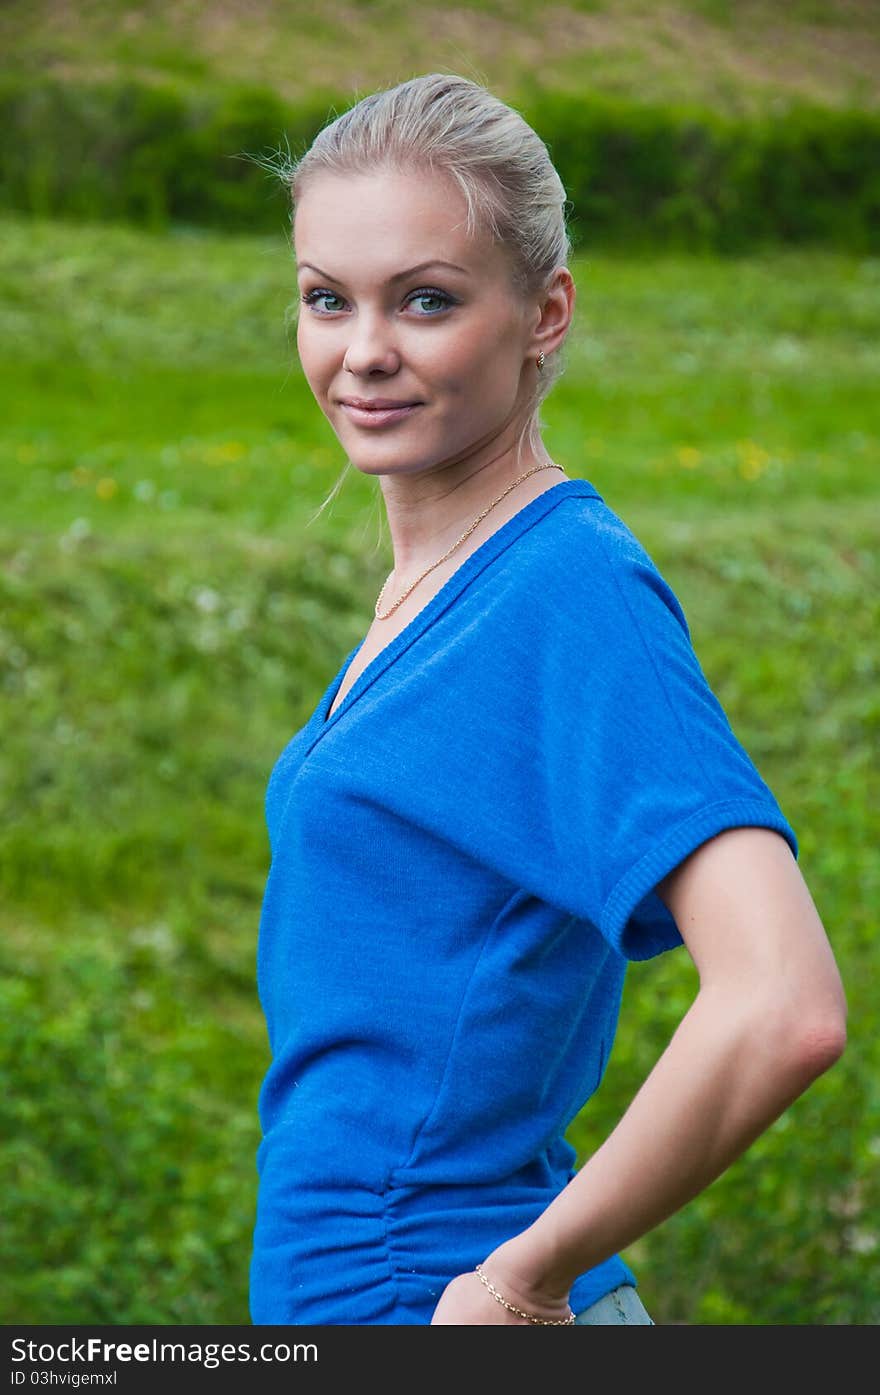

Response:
(248, 476), (799, 1325)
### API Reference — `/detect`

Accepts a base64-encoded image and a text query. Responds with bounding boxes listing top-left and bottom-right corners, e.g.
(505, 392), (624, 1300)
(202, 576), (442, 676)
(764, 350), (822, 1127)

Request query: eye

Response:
(299, 285), (457, 316)
(301, 288), (345, 313)
(406, 288), (455, 316)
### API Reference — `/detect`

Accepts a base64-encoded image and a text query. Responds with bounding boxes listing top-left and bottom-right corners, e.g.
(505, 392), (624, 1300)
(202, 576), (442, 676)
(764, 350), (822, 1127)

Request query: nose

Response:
(342, 310), (400, 377)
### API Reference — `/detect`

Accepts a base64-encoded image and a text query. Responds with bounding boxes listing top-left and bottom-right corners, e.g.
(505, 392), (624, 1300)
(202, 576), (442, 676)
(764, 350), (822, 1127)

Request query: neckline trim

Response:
(311, 476), (601, 741)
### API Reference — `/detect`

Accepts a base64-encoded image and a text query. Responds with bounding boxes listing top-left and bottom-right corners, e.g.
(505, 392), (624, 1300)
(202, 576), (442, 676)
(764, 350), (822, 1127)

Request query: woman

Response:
(247, 73), (847, 1326)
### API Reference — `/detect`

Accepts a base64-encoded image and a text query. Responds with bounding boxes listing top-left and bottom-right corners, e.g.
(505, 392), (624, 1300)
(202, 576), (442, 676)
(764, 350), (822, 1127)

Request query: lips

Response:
(339, 398), (420, 410)
(338, 399), (422, 428)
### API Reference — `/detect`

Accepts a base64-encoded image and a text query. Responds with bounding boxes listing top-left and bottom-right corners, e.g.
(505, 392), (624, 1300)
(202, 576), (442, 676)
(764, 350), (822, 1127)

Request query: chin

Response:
(359, 461), (431, 480)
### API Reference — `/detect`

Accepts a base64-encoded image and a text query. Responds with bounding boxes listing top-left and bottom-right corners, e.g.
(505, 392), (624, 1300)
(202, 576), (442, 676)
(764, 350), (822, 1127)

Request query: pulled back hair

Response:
(252, 73), (573, 518)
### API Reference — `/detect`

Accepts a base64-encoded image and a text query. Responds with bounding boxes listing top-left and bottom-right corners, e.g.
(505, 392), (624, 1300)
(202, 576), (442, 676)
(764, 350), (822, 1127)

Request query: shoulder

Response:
(500, 483), (691, 642)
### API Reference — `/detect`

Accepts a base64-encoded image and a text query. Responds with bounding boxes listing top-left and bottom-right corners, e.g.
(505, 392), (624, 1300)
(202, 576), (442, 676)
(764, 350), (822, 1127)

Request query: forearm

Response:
(490, 985), (844, 1302)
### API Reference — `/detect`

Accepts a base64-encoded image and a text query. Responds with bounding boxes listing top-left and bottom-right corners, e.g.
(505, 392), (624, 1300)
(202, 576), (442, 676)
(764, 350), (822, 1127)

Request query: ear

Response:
(528, 266), (576, 361)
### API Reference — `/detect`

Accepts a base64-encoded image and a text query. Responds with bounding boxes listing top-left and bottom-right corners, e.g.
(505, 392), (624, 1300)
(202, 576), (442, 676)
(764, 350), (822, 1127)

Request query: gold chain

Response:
(474, 1263), (576, 1325)
(375, 462), (567, 620)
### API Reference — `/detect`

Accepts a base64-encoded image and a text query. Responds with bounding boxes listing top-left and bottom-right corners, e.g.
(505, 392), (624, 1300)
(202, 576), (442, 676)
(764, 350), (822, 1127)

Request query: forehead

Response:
(293, 166), (501, 279)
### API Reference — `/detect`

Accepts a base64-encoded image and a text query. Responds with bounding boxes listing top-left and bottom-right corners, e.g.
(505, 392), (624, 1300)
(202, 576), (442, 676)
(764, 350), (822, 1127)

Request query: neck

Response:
(377, 440), (563, 583)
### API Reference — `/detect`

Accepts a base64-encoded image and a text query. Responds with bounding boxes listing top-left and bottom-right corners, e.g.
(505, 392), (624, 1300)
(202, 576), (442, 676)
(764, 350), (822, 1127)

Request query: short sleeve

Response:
(338, 493), (800, 966)
(404, 500), (802, 963)
(515, 505), (800, 960)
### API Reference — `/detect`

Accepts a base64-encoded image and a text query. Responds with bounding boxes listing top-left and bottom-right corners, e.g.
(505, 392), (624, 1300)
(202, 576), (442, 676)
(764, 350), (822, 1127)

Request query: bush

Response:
(1, 76), (878, 250)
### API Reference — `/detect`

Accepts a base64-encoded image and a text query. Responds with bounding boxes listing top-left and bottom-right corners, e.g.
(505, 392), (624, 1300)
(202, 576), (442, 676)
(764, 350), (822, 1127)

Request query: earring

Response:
(536, 351), (546, 371)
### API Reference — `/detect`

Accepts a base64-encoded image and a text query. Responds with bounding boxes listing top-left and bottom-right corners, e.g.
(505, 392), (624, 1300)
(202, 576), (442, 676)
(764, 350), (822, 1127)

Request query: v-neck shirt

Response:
(248, 476), (799, 1324)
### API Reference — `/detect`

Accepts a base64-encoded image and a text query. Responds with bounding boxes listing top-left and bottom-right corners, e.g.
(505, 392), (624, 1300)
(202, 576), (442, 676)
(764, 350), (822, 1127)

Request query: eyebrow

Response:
(296, 259), (470, 283)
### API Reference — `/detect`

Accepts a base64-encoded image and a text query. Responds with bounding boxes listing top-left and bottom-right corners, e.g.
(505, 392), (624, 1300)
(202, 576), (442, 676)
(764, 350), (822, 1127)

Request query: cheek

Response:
(461, 334), (525, 413)
(295, 317), (313, 367)
(425, 319), (522, 399)
(296, 320), (333, 391)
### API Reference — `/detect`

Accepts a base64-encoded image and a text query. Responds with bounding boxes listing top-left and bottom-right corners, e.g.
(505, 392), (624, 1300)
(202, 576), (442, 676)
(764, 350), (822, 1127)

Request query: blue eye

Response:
(300, 286), (455, 316)
(301, 289), (345, 314)
(407, 288), (454, 315)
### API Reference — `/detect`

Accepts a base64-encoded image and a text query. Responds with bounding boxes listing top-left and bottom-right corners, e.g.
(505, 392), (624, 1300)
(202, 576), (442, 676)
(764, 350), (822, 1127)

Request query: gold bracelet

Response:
(475, 1263), (576, 1325)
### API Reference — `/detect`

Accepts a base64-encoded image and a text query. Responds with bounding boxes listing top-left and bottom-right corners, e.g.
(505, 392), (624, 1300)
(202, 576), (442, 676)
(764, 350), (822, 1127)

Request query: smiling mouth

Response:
(339, 401), (423, 427)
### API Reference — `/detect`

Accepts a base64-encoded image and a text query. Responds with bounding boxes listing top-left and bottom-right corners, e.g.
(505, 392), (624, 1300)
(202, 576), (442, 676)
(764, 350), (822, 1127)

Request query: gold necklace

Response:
(374, 462), (567, 620)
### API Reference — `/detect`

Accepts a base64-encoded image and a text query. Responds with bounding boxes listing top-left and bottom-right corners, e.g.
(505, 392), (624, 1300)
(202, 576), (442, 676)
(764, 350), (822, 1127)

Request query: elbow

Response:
(746, 975), (848, 1091)
(786, 1005), (847, 1086)
(795, 1016), (847, 1077)
(767, 955), (849, 1086)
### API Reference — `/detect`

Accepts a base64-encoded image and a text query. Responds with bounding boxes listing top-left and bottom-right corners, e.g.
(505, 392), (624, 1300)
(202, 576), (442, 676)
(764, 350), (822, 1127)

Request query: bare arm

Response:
(431, 826), (847, 1323)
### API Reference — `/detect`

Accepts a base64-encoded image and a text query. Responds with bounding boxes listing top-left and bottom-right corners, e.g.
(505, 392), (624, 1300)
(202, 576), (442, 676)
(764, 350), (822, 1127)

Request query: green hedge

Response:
(2, 76), (879, 251)
(524, 89), (880, 254)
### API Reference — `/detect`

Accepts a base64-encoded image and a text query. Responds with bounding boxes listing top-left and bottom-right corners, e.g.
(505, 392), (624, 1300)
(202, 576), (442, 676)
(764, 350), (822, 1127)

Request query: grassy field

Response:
(3, 0), (879, 113)
(1, 209), (878, 1325)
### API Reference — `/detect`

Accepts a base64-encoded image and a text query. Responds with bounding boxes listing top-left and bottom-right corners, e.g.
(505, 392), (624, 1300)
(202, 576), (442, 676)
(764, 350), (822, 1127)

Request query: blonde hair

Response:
(252, 73), (573, 522)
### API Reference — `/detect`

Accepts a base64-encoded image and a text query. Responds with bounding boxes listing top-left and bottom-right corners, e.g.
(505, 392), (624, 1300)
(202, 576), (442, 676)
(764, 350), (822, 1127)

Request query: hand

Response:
(430, 1252), (574, 1325)
(431, 1270), (529, 1325)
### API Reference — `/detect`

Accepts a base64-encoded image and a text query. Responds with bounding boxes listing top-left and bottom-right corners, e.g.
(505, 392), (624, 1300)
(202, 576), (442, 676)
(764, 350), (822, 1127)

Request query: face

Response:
(293, 166), (539, 481)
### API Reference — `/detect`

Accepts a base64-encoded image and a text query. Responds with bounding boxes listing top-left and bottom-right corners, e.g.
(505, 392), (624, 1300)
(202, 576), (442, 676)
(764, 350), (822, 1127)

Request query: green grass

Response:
(1, 0), (879, 114)
(1, 211), (877, 1324)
